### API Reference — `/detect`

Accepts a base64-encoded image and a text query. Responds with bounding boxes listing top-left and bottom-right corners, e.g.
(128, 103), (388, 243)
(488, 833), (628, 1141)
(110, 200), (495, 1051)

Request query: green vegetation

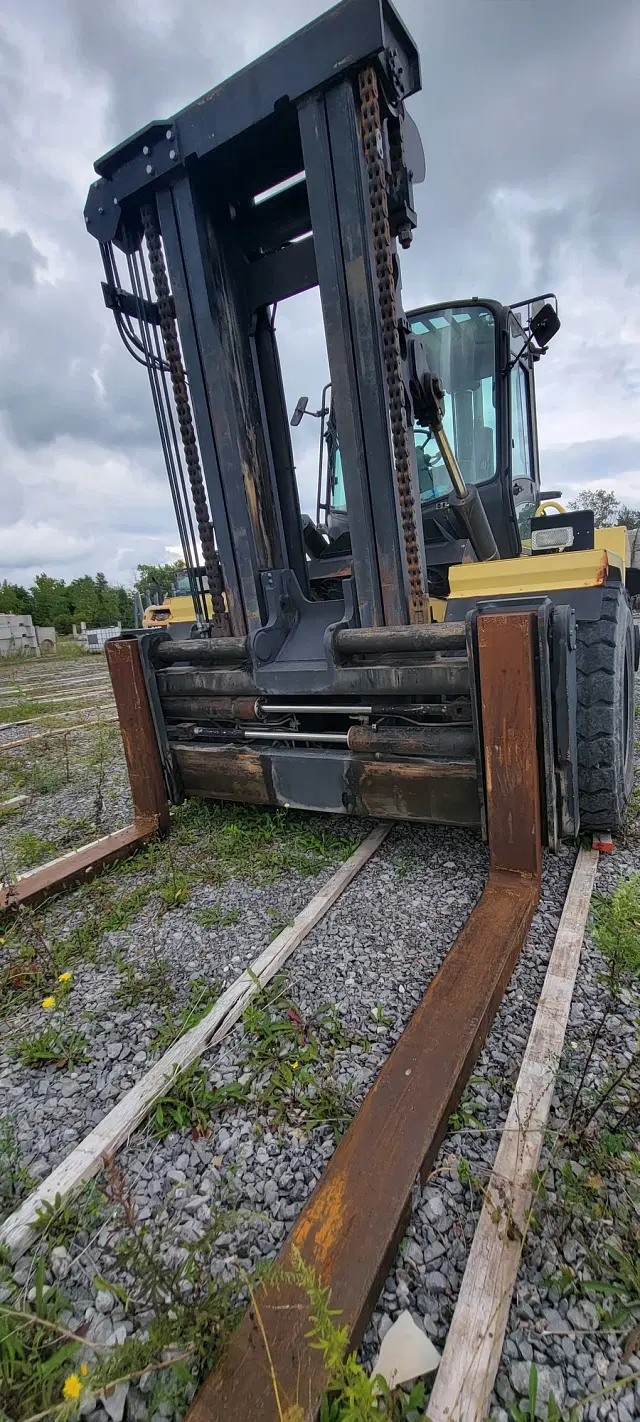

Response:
(153, 1062), (218, 1140)
(9, 829), (55, 867)
(0, 1117), (35, 1220)
(100, 885), (151, 933)
(0, 1256), (80, 1419)
(0, 570), (133, 634)
(152, 976), (221, 1053)
(11, 1022), (89, 1070)
(172, 798), (355, 884)
(114, 952), (174, 1009)
(134, 560), (186, 601)
(34, 1183), (102, 1250)
(569, 488), (640, 528)
(195, 904), (240, 928)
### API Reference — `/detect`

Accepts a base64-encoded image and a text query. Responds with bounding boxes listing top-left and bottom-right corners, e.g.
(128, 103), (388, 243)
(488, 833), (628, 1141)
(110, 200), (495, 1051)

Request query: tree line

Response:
(0, 563), (185, 635)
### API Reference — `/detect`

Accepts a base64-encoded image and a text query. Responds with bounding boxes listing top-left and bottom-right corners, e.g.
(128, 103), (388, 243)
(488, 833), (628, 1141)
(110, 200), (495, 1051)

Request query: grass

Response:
(8, 829), (55, 868)
(152, 976), (221, 1053)
(195, 904), (240, 929)
(34, 1182), (102, 1250)
(11, 1021), (89, 1070)
(27, 764), (68, 796)
(519, 868), (640, 1378)
(0, 1116), (35, 1221)
(153, 1062), (218, 1139)
(148, 974), (360, 1143)
(0, 1256), (80, 1419)
(172, 799), (355, 884)
(0, 699), (71, 724)
(114, 951), (174, 1009)
(100, 884), (151, 932)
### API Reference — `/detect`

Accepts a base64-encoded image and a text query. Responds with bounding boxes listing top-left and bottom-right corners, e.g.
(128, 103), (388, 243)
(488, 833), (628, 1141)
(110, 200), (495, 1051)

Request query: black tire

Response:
(576, 582), (635, 833)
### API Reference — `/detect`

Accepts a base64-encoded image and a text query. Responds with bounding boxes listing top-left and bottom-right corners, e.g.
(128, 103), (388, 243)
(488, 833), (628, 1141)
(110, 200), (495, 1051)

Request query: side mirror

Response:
(530, 303), (561, 348)
(290, 395), (309, 427)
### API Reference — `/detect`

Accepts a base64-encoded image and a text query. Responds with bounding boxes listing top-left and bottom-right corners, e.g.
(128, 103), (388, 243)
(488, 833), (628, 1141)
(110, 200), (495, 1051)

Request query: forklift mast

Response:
(84, 0), (586, 846)
(86, 0), (438, 642)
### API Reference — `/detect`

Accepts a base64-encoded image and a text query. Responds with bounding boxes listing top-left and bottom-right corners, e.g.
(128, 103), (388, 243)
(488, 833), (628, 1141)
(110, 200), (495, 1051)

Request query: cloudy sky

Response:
(1, 0), (639, 591)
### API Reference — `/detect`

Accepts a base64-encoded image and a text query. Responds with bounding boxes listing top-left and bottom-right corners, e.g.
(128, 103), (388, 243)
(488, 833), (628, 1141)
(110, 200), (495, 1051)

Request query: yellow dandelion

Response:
(41, 996), (56, 1009)
(63, 1374), (82, 1401)
(291, 1061), (299, 1069)
(58, 972), (72, 983)
(80, 1364), (88, 1377)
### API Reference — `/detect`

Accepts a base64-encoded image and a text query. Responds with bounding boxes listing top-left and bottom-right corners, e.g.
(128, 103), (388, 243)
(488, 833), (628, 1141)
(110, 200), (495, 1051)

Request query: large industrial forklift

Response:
(85, 0), (636, 843)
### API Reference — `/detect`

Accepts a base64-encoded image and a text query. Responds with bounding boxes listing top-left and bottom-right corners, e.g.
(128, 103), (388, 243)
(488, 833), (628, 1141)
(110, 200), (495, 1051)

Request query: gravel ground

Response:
(0, 657), (638, 1422)
(0, 653), (123, 874)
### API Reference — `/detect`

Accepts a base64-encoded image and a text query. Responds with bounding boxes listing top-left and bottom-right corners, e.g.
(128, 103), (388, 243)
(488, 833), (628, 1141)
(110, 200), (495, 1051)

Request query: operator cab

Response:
(297, 294), (560, 597)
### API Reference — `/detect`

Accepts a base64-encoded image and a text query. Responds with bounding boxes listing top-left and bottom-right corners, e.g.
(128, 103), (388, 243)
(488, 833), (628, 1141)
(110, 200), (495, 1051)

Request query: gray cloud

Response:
(1, 0), (639, 594)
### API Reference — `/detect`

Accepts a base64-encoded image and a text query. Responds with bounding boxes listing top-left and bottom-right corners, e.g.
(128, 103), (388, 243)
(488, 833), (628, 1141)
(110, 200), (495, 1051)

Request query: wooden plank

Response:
(0, 706), (115, 734)
(0, 718), (119, 753)
(186, 612), (543, 1422)
(0, 823), (390, 1262)
(427, 846), (599, 1422)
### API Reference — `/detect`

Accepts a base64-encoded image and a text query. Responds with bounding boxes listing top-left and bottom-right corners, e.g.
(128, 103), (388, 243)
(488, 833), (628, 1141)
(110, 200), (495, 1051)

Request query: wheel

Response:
(576, 582), (635, 833)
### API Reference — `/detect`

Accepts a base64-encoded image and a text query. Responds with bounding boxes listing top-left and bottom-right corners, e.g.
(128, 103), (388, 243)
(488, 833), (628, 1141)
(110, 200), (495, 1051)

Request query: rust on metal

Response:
(346, 724), (475, 760)
(162, 696), (259, 722)
(174, 743), (481, 826)
(476, 612), (541, 882)
(105, 637), (170, 834)
(0, 821), (157, 912)
(186, 611), (542, 1422)
(175, 745), (271, 804)
(355, 758), (479, 824)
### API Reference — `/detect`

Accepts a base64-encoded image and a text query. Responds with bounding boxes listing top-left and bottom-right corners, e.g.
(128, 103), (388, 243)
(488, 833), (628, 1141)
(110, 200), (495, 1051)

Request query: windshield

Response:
(409, 305), (496, 505)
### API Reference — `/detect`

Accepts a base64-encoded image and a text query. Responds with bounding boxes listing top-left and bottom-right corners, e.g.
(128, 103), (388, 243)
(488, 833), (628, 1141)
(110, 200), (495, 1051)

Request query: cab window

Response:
(410, 305), (497, 505)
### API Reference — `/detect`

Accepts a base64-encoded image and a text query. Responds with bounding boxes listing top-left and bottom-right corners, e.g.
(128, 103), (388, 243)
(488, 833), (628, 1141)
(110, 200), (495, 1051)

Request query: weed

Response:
(152, 976), (221, 1052)
(0, 1256), (80, 1418)
(114, 951), (174, 1009)
(392, 855), (412, 880)
(266, 906), (295, 939)
(449, 1077), (488, 1133)
(100, 884), (151, 932)
(370, 1003), (393, 1026)
(10, 829), (55, 869)
(12, 1022), (89, 1070)
(158, 869), (191, 909)
(195, 904), (240, 929)
(153, 1062), (218, 1139)
(0, 698), (70, 724)
(27, 763), (67, 796)
(281, 1246), (426, 1420)
(172, 799), (354, 883)
(213, 975), (358, 1138)
(0, 1116), (35, 1219)
(34, 1181), (102, 1249)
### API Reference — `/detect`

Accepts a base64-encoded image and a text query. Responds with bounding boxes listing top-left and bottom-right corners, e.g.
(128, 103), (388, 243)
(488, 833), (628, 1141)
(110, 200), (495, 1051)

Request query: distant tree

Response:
(0, 580), (33, 616)
(30, 574), (72, 633)
(569, 488), (640, 529)
(116, 586), (135, 627)
(616, 503), (640, 529)
(135, 561), (184, 601)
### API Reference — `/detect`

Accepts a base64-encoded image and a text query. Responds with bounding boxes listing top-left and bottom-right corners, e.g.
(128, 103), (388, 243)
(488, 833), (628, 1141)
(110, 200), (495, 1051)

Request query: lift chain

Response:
(358, 66), (428, 624)
(140, 203), (230, 634)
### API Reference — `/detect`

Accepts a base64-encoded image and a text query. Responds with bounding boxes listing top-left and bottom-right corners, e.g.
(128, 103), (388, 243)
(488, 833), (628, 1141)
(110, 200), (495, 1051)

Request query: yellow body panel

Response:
(143, 594), (209, 627)
(594, 525), (627, 564)
(448, 545), (624, 602)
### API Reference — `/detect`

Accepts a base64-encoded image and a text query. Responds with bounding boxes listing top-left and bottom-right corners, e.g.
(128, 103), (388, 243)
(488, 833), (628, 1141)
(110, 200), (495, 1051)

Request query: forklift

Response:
(85, 0), (636, 840)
